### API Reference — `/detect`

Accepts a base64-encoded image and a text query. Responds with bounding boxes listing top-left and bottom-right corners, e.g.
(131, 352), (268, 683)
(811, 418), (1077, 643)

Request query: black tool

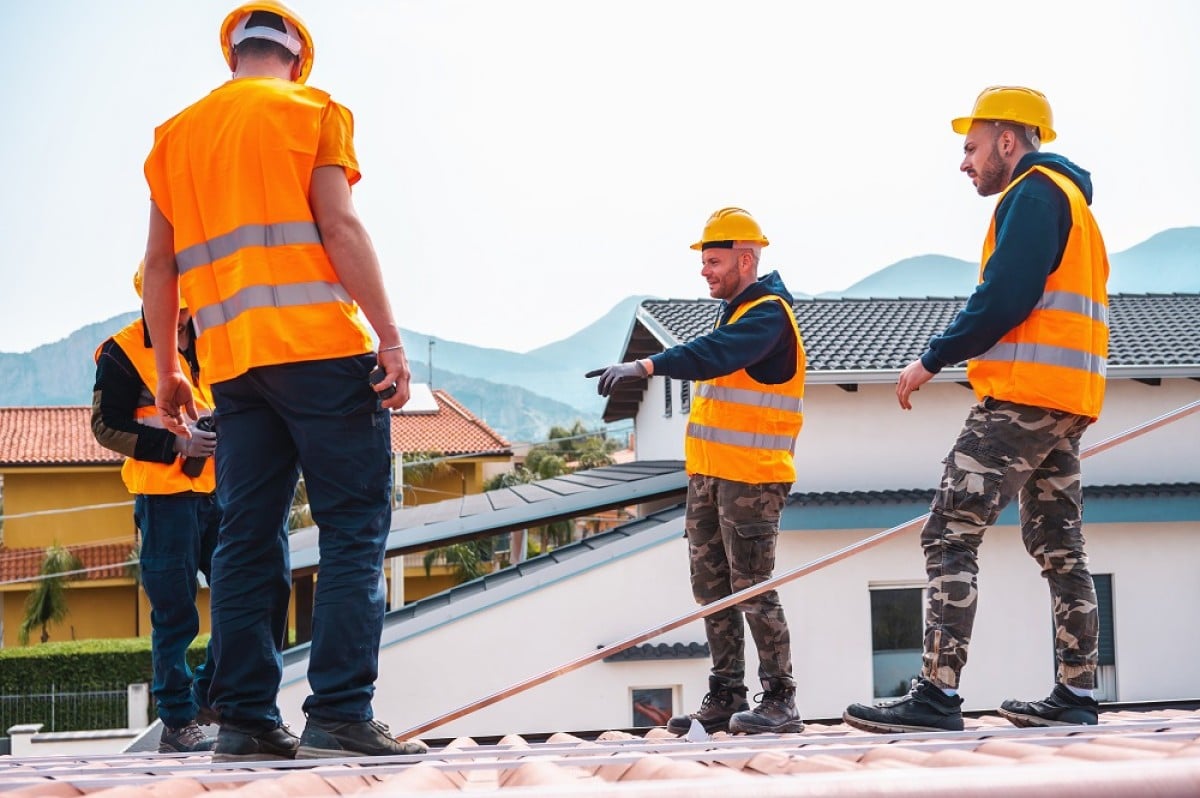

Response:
(181, 416), (216, 478)
(370, 366), (397, 400)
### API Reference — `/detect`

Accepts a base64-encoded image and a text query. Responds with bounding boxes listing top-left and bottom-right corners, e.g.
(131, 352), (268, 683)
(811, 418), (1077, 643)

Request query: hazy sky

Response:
(1, 1), (1197, 355)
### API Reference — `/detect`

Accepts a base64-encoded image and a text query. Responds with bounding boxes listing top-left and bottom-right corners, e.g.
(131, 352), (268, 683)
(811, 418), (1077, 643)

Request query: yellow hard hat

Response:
(951, 86), (1056, 144)
(220, 1), (314, 84)
(690, 207), (770, 251)
(134, 260), (187, 310)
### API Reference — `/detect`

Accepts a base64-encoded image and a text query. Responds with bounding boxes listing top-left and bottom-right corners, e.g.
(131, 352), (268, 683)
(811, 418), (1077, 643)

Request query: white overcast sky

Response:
(1, 1), (1197, 355)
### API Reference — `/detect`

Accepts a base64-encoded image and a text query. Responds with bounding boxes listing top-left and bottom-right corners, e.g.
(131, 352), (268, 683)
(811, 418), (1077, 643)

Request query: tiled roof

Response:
(0, 390), (511, 469)
(604, 642), (710, 662)
(0, 407), (122, 467)
(5, 708), (1200, 795)
(392, 389), (511, 456)
(0, 540), (134, 584)
(637, 292), (1200, 372)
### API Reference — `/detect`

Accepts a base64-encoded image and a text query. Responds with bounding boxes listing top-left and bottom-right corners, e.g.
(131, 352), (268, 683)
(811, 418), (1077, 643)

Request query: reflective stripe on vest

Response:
(145, 78), (373, 384)
(684, 293), (806, 484)
(176, 221), (322, 275)
(104, 319), (216, 495)
(966, 165), (1109, 418)
(191, 280), (353, 337)
(694, 383), (804, 413)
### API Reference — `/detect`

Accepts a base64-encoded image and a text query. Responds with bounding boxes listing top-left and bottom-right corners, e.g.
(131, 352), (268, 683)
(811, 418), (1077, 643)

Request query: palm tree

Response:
(19, 545), (82, 645)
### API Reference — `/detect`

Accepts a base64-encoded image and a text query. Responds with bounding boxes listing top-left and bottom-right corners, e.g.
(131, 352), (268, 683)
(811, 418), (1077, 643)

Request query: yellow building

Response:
(0, 388), (513, 646)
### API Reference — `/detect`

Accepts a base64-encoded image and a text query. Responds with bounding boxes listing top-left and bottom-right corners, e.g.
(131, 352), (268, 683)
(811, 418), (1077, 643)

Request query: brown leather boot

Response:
(666, 676), (749, 735)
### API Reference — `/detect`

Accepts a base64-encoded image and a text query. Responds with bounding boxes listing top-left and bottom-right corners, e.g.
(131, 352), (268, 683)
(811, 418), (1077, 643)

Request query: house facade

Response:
(289, 293), (1199, 739)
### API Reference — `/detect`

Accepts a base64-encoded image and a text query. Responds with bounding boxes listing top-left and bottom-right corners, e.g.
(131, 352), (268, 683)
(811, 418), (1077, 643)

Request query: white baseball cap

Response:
(230, 10), (303, 56)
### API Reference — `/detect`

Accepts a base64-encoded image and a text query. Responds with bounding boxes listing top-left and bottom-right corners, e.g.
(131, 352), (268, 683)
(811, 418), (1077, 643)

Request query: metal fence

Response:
(0, 684), (132, 733)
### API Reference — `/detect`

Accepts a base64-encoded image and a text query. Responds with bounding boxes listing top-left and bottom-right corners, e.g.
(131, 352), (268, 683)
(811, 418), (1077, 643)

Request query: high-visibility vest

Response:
(684, 295), (806, 484)
(144, 78), (373, 385)
(97, 319), (216, 495)
(967, 166), (1109, 419)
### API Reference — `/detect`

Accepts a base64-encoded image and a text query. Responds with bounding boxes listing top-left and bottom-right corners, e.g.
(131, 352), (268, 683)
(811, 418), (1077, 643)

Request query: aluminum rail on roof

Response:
(289, 460), (687, 575)
(398, 398), (1200, 739)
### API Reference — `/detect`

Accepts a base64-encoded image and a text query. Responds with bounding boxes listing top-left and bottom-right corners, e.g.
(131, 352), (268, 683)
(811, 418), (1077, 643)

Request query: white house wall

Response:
(635, 376), (1200, 492)
(275, 514), (1198, 737)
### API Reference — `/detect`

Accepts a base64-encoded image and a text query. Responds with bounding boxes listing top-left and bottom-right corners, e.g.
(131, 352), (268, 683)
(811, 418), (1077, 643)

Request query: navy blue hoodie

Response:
(649, 270), (798, 384)
(921, 152), (1095, 373)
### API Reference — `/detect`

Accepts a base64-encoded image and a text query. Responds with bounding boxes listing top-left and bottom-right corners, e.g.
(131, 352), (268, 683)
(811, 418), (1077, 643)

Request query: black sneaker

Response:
(296, 717), (428, 759)
(843, 678), (964, 733)
(212, 722), (299, 762)
(999, 683), (1099, 728)
(729, 681), (805, 734)
(666, 676), (750, 735)
(158, 721), (215, 753)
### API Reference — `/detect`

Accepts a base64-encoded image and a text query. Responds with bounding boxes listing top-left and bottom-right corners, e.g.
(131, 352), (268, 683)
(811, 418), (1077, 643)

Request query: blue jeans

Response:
(134, 492), (219, 728)
(208, 354), (391, 728)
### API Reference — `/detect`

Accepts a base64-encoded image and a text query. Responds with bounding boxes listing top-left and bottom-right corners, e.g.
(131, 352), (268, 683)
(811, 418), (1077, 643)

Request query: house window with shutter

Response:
(869, 585), (923, 698)
(680, 380), (691, 413)
(663, 376), (672, 418)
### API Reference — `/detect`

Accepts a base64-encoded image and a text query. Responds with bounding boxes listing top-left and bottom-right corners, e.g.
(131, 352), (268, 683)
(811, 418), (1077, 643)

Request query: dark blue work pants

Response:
(207, 354), (392, 729)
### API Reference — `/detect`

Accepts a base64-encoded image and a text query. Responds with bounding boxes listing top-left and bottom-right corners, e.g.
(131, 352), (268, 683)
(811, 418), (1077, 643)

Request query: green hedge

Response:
(0, 637), (210, 733)
(0, 636), (210, 693)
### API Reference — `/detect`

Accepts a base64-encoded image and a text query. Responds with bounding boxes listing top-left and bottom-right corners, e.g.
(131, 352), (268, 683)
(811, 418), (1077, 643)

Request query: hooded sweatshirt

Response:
(649, 269), (798, 385)
(921, 152), (1096, 373)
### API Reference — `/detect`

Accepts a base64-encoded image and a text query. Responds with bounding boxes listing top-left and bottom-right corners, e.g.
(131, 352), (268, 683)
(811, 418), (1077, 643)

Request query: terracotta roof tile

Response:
(0, 541), (133, 584)
(0, 407), (122, 467)
(390, 390), (510, 456)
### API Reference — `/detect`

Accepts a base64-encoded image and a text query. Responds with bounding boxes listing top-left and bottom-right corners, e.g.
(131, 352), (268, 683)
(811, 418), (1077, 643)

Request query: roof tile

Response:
(0, 541), (132, 584)
(0, 407), (122, 467)
(390, 390), (510, 456)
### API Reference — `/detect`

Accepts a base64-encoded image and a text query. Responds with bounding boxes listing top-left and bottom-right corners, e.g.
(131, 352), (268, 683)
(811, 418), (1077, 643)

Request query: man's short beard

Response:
(975, 141), (1009, 196)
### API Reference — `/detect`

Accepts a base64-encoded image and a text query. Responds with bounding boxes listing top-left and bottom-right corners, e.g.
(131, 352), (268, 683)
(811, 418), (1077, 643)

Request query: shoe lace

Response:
(173, 721), (207, 747)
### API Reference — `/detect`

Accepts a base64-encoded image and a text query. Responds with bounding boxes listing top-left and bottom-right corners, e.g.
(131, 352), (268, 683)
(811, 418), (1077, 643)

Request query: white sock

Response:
(1064, 684), (1095, 699)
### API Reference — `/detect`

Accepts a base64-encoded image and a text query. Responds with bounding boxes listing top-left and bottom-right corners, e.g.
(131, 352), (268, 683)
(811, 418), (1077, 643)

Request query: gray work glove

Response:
(173, 425), (217, 458)
(586, 361), (648, 397)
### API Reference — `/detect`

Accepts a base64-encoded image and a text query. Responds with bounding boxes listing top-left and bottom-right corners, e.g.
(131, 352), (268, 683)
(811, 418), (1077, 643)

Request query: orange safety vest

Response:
(967, 166), (1109, 419)
(684, 295), (807, 484)
(97, 319), (216, 495)
(144, 78), (373, 385)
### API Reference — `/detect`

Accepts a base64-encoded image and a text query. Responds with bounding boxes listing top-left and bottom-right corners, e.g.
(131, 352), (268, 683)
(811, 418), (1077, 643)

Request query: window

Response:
(680, 380), (691, 413)
(663, 376), (672, 418)
(631, 686), (675, 727)
(870, 586), (923, 698)
(1054, 573), (1116, 700)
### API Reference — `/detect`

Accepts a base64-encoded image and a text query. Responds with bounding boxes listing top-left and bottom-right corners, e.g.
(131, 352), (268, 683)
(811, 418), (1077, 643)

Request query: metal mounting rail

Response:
(399, 399), (1200, 739)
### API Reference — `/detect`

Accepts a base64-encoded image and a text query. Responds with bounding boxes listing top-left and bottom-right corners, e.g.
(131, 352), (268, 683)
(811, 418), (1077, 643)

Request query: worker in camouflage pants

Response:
(686, 476), (792, 696)
(589, 207), (807, 735)
(923, 399), (1098, 692)
(844, 86), (1109, 735)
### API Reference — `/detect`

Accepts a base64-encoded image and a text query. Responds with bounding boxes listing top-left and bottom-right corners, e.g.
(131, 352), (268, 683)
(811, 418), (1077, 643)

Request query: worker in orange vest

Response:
(139, 1), (423, 761)
(844, 86), (1109, 735)
(91, 263), (220, 753)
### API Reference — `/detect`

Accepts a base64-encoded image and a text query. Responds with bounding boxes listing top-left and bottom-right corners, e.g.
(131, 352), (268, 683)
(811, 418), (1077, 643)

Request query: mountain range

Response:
(2, 227), (1196, 443)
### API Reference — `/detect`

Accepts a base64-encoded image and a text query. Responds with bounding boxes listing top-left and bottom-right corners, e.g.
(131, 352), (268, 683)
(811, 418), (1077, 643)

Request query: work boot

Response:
(999, 683), (1099, 728)
(843, 677), (964, 733)
(729, 679), (804, 734)
(212, 721), (300, 762)
(158, 720), (215, 753)
(666, 676), (749, 735)
(296, 717), (428, 759)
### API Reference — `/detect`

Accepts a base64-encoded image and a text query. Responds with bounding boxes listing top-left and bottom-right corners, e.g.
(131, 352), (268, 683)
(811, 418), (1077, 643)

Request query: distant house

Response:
(0, 385), (513, 647)
(292, 293), (1200, 739)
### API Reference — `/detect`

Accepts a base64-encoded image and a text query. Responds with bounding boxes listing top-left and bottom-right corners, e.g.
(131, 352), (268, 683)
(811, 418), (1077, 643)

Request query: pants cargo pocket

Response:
(733, 521), (777, 576)
(932, 447), (1010, 527)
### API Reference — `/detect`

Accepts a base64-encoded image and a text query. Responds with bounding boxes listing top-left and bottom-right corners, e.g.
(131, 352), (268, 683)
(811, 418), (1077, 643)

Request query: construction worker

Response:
(91, 263), (220, 754)
(589, 207), (807, 735)
(140, 2), (424, 761)
(843, 86), (1109, 733)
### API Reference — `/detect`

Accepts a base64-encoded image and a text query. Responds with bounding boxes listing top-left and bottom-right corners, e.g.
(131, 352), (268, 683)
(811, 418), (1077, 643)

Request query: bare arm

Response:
(310, 165), (410, 409)
(142, 202), (194, 433)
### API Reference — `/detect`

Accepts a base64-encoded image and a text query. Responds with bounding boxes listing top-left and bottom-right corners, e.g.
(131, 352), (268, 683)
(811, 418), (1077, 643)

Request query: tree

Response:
(19, 545), (82, 645)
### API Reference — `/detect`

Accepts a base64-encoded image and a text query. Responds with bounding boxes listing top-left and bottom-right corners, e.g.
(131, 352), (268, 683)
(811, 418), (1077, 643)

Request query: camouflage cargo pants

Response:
(685, 474), (794, 688)
(922, 397), (1099, 690)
